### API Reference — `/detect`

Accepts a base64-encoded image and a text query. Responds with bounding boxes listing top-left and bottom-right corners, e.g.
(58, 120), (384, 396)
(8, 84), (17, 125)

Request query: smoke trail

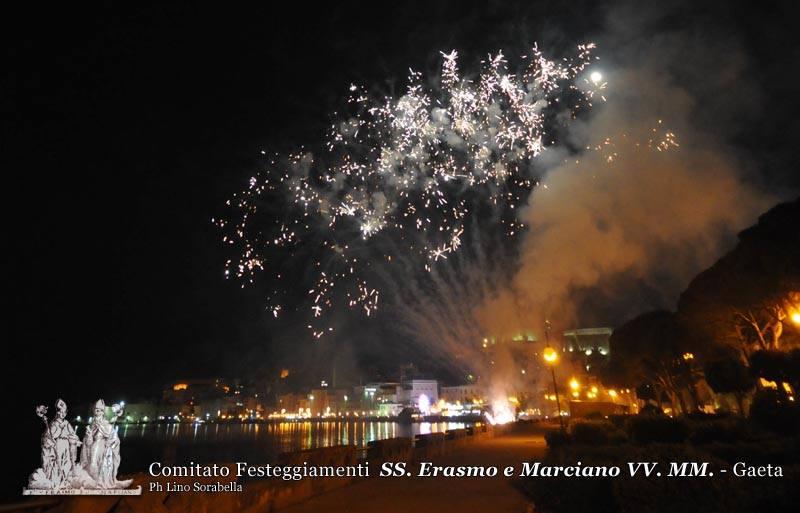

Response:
(377, 213), (512, 380)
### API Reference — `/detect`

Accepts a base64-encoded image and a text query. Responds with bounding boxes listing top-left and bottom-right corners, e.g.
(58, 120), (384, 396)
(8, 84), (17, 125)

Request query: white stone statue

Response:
(80, 399), (132, 489)
(28, 400), (81, 489)
(26, 398), (136, 494)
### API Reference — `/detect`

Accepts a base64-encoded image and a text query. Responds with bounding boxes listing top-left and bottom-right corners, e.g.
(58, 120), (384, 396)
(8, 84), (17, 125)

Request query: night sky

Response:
(6, 0), (800, 442)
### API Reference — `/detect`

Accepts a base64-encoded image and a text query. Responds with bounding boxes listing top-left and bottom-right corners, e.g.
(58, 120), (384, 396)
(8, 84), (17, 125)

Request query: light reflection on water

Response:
(115, 421), (467, 473)
(120, 421), (465, 449)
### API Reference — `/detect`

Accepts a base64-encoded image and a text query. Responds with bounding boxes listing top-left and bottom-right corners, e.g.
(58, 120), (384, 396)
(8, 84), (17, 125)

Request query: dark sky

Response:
(6, 0), (800, 410)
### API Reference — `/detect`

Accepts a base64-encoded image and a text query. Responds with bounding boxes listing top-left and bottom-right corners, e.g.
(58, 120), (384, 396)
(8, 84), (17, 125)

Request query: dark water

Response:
(117, 420), (468, 474)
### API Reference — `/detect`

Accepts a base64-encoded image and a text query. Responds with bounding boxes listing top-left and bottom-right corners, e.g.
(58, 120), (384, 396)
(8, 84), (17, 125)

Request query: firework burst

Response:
(217, 43), (604, 339)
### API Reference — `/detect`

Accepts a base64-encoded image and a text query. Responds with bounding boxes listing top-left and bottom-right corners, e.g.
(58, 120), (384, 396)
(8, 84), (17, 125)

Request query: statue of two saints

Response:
(28, 399), (132, 490)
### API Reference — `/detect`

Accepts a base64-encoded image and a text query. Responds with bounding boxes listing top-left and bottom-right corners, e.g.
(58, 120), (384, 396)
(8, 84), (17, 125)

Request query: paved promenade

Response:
(278, 425), (548, 513)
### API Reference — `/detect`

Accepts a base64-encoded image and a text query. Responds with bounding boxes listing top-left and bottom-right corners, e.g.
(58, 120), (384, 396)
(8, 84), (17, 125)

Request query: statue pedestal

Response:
(23, 486), (142, 496)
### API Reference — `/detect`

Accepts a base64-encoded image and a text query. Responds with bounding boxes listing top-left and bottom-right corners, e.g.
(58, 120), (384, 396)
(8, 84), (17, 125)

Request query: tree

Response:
(749, 348), (800, 390)
(604, 310), (701, 414)
(704, 357), (753, 415)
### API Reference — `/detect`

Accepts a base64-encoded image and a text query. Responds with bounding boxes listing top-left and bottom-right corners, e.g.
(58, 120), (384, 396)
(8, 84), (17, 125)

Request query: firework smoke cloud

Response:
(476, 1), (775, 337)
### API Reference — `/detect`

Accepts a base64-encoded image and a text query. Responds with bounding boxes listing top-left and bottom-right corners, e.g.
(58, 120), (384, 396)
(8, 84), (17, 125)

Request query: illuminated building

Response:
(161, 378), (261, 420)
(400, 379), (439, 405)
(162, 378), (233, 405)
(305, 388), (348, 416)
(354, 382), (401, 410)
(563, 328), (613, 363)
(440, 385), (486, 404)
(354, 379), (439, 411)
(480, 332), (539, 376)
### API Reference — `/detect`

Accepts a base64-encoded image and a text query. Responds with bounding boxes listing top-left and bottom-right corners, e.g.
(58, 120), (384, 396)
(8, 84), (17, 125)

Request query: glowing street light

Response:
(543, 320), (565, 432)
(790, 310), (800, 326)
(569, 378), (580, 391)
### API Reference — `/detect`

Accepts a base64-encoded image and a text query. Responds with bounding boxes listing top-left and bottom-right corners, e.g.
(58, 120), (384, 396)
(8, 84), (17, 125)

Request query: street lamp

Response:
(569, 378), (580, 398)
(543, 320), (565, 432)
(543, 346), (558, 364)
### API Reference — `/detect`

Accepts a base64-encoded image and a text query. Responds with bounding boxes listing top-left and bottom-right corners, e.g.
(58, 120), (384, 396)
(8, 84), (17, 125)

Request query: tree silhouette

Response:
(704, 357), (752, 415)
(605, 310), (700, 414)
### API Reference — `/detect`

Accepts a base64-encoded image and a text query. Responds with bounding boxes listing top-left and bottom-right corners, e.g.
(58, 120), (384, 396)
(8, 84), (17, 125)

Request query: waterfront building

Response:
(440, 384), (485, 404)
(562, 327), (613, 372)
(399, 379), (439, 405)
(354, 382), (401, 410)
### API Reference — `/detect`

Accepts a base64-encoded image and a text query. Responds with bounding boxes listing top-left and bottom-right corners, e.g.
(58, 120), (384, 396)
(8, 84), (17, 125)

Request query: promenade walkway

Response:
(278, 425), (548, 513)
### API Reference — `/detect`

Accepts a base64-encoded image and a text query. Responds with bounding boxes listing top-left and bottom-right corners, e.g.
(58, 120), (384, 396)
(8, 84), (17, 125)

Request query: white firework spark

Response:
(218, 43), (604, 337)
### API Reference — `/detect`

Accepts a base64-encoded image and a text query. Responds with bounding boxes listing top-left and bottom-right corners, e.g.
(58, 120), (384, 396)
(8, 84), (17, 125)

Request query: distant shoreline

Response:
(90, 414), (487, 427)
